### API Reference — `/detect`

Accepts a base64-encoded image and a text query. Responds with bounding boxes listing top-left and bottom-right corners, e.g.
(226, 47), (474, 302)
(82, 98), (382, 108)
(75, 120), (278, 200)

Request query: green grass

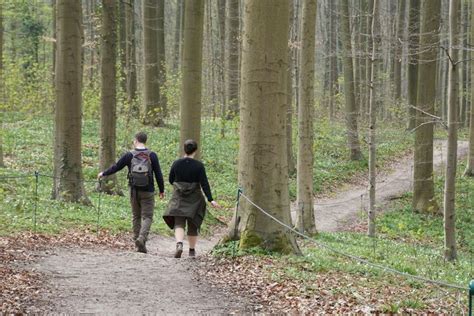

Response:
(1, 112), (414, 235)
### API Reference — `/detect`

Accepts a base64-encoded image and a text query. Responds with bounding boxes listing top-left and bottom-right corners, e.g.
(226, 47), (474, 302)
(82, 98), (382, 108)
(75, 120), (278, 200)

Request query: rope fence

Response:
(236, 189), (472, 295)
(1, 172), (106, 235)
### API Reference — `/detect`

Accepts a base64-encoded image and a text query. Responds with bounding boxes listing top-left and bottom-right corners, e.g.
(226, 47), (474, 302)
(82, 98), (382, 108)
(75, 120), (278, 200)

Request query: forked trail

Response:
(32, 140), (468, 313)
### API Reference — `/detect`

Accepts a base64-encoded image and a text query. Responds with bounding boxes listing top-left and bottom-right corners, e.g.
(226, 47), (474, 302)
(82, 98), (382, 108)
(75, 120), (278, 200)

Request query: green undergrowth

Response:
(212, 158), (473, 312)
(1, 112), (415, 236)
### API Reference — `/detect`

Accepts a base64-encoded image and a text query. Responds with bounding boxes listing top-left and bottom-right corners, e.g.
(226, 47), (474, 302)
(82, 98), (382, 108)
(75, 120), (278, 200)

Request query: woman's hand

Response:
(210, 200), (221, 208)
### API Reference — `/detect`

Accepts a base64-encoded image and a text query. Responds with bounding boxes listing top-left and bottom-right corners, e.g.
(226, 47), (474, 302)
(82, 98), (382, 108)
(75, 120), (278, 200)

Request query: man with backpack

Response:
(97, 132), (164, 253)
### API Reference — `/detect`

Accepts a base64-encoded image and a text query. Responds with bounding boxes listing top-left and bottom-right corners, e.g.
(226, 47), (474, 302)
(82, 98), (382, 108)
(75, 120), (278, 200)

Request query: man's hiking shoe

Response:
(174, 242), (183, 258)
(189, 248), (196, 258)
(135, 238), (147, 253)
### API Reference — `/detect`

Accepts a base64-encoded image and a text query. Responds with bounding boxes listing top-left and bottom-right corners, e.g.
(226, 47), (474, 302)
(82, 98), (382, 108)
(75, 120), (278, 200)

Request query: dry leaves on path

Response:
(196, 253), (467, 314)
(0, 230), (133, 314)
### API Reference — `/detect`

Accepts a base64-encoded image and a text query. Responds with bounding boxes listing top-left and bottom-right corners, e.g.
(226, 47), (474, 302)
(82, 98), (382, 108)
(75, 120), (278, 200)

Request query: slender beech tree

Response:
(0, 1), (3, 168)
(118, 0), (126, 93)
(217, 0), (226, 123)
(52, 0), (56, 85)
(340, 0), (362, 161)
(157, 0), (167, 116)
(236, 0), (299, 254)
(412, 0), (441, 213)
(296, 0), (317, 235)
(180, 0), (204, 157)
(225, 0), (240, 118)
(443, 0), (460, 262)
(407, 0), (420, 130)
(328, 0), (337, 121)
(124, 0), (137, 109)
(393, 0), (406, 102)
(286, 0), (295, 175)
(464, 0), (474, 177)
(143, 0), (165, 126)
(173, 0), (185, 72)
(53, 0), (89, 203)
(368, 0), (380, 238)
(99, 0), (119, 194)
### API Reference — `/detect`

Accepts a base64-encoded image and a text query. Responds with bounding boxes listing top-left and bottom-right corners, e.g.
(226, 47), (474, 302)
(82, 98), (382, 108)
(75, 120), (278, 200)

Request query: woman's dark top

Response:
(169, 157), (213, 202)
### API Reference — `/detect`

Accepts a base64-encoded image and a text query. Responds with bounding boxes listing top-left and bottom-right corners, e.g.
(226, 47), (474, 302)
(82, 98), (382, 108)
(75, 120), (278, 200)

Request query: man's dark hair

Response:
(184, 139), (198, 155)
(135, 132), (147, 144)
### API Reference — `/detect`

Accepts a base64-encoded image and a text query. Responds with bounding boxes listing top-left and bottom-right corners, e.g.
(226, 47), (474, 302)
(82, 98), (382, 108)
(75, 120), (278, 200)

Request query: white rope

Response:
(239, 192), (469, 291)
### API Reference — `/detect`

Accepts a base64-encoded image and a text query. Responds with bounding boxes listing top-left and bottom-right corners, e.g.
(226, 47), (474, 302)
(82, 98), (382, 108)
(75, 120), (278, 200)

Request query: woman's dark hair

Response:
(135, 132), (147, 144)
(184, 139), (198, 155)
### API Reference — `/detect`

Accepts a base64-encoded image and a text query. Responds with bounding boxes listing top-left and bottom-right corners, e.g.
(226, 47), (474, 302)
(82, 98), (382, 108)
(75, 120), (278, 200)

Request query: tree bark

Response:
(295, 0), (317, 235)
(443, 0), (459, 262)
(328, 0), (337, 121)
(0, 1), (3, 168)
(225, 0), (240, 119)
(125, 0), (137, 110)
(237, 0), (300, 254)
(340, 0), (362, 161)
(173, 0), (185, 73)
(368, 0), (380, 238)
(464, 0), (474, 177)
(53, 0), (89, 204)
(157, 0), (167, 117)
(99, 0), (119, 195)
(412, 0), (441, 213)
(143, 0), (165, 126)
(406, 0), (420, 130)
(180, 0), (204, 158)
(52, 0), (56, 86)
(286, 0), (295, 175)
(393, 0), (406, 102)
(118, 0), (127, 93)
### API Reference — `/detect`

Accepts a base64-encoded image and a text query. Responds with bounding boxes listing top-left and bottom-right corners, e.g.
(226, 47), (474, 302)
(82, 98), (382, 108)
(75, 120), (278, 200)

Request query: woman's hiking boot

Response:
(189, 248), (196, 258)
(174, 242), (183, 258)
(135, 237), (147, 253)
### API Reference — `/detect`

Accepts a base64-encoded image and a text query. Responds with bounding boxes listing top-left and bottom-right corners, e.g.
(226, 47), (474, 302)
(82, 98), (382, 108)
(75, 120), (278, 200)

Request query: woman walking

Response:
(163, 140), (220, 258)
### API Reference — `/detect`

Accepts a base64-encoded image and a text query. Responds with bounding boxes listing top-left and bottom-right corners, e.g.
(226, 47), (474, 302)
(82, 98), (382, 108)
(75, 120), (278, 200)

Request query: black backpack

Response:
(129, 150), (152, 187)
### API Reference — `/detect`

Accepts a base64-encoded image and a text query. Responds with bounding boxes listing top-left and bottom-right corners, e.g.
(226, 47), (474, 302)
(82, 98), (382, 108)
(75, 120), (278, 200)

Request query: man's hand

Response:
(210, 201), (221, 208)
(97, 172), (104, 180)
(159, 192), (165, 200)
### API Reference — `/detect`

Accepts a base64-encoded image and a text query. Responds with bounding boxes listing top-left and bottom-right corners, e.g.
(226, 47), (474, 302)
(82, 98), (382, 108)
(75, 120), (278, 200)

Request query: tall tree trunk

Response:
(52, 0), (57, 86)
(393, 0), (406, 102)
(237, 0), (299, 254)
(286, 0), (295, 175)
(157, 0), (167, 117)
(118, 0), (126, 93)
(143, 0), (165, 126)
(443, 0), (459, 262)
(465, 0), (474, 177)
(180, 0), (204, 157)
(459, 0), (468, 128)
(295, 0), (317, 235)
(0, 1), (3, 168)
(217, 0), (226, 127)
(125, 0), (137, 110)
(99, 0), (119, 194)
(328, 0), (338, 121)
(173, 0), (185, 73)
(53, 0), (89, 204)
(225, 0), (240, 119)
(406, 0), (420, 130)
(412, 0), (441, 213)
(87, 0), (95, 87)
(340, 0), (362, 161)
(368, 0), (380, 238)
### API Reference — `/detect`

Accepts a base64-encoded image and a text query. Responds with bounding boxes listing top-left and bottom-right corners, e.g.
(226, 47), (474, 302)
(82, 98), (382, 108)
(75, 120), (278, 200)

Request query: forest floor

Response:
(1, 140), (470, 314)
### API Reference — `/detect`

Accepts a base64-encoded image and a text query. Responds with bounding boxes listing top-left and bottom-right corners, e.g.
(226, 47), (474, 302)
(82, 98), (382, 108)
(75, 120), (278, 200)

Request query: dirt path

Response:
(32, 235), (252, 314)
(307, 140), (469, 232)
(29, 140), (468, 313)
